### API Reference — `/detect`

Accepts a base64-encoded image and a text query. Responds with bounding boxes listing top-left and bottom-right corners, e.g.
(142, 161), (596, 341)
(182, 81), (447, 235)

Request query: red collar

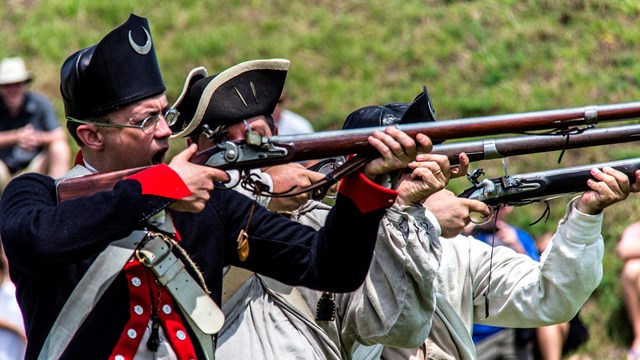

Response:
(74, 150), (83, 165)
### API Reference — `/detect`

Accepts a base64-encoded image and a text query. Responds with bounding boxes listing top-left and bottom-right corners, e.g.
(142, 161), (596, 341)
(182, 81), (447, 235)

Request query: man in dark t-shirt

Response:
(0, 57), (70, 191)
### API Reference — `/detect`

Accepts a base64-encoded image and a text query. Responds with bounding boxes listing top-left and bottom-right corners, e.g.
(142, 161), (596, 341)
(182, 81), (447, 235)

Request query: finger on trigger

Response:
(466, 199), (491, 216)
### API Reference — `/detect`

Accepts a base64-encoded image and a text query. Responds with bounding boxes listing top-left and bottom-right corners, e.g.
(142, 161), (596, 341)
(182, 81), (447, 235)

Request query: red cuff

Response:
(126, 164), (192, 199)
(338, 172), (398, 213)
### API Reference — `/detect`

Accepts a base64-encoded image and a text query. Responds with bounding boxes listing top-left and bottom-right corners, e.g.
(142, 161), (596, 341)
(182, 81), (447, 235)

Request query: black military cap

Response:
(170, 59), (289, 138)
(60, 14), (166, 119)
(342, 86), (437, 130)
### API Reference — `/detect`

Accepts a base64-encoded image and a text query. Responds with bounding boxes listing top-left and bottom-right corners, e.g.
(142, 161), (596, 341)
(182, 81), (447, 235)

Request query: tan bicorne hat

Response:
(170, 59), (289, 138)
(0, 57), (33, 85)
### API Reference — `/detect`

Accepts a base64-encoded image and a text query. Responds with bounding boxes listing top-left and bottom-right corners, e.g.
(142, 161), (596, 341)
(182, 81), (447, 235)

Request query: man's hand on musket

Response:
(263, 163), (329, 212)
(396, 154), (449, 206)
(168, 144), (230, 213)
(363, 128), (432, 181)
(450, 153), (470, 179)
(423, 189), (491, 238)
(575, 167), (640, 215)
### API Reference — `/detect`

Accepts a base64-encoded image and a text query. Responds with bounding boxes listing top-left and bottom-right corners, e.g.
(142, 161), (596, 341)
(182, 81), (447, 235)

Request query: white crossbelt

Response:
(39, 231), (224, 360)
(136, 234), (225, 334)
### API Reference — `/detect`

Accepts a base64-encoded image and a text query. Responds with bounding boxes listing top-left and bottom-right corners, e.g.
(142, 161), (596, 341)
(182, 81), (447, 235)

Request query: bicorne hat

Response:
(60, 14), (165, 119)
(342, 86), (437, 130)
(170, 59), (289, 138)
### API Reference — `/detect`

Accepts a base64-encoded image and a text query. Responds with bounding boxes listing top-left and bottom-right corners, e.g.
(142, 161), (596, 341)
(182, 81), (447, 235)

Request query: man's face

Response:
(195, 115), (273, 150)
(0, 81), (27, 112)
(97, 94), (172, 171)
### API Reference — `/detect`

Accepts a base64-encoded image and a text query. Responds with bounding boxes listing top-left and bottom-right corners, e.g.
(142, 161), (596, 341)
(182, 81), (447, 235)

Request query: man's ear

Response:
(76, 125), (105, 151)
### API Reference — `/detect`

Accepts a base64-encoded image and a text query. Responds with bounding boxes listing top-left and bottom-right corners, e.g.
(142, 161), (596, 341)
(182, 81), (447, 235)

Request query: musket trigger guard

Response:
(469, 206), (496, 225)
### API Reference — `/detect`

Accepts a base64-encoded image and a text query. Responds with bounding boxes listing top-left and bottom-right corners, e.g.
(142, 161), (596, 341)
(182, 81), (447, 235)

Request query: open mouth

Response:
(152, 149), (167, 165)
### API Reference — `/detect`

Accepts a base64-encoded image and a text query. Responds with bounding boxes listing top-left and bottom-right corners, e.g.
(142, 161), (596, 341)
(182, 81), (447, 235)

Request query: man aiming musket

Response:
(334, 100), (640, 360)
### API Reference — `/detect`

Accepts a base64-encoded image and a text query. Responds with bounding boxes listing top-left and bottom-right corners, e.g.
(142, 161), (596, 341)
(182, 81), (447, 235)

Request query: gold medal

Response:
(237, 230), (250, 261)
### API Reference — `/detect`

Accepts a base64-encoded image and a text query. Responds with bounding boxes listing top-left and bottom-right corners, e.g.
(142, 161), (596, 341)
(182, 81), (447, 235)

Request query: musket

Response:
(458, 157), (640, 207)
(433, 123), (640, 165)
(56, 101), (640, 202)
(309, 123), (640, 180)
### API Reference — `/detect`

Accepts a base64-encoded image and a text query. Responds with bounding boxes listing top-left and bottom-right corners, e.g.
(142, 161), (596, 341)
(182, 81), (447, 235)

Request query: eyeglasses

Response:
(67, 108), (180, 134)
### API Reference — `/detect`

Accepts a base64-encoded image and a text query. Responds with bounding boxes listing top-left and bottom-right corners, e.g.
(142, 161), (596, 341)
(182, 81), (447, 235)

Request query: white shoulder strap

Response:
(434, 293), (477, 360)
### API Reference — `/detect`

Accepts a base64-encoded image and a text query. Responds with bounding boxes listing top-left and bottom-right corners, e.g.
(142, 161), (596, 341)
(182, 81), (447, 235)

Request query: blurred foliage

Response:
(3, 0), (640, 357)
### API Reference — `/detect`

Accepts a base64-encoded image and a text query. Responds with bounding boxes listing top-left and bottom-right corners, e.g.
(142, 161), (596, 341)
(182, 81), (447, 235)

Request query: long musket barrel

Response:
(197, 101), (640, 169)
(57, 101), (640, 202)
(433, 123), (640, 164)
(458, 157), (640, 207)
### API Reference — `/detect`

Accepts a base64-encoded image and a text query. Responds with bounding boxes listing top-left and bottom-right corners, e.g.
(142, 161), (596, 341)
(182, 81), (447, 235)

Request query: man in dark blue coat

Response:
(0, 14), (432, 360)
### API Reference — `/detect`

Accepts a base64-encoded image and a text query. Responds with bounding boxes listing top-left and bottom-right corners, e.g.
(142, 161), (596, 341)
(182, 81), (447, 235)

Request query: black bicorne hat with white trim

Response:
(170, 59), (289, 138)
(60, 14), (165, 119)
(342, 86), (437, 130)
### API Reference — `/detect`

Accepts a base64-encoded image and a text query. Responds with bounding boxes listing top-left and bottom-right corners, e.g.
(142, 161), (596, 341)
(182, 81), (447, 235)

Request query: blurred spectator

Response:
(0, 242), (26, 360)
(535, 232), (589, 360)
(467, 206), (539, 360)
(0, 57), (70, 192)
(272, 87), (314, 135)
(616, 222), (640, 360)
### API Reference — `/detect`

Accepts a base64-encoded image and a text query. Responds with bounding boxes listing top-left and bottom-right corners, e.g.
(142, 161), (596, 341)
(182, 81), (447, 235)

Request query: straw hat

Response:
(0, 57), (33, 85)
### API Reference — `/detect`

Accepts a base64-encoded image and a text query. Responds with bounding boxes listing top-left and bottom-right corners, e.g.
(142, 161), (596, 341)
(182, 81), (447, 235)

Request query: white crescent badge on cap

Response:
(128, 27), (152, 55)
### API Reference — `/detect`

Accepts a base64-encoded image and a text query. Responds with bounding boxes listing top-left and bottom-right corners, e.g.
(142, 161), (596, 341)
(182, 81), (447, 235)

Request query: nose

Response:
(154, 115), (173, 137)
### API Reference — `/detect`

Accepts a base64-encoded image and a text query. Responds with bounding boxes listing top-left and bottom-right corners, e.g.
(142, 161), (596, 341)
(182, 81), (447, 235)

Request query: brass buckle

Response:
(135, 232), (174, 267)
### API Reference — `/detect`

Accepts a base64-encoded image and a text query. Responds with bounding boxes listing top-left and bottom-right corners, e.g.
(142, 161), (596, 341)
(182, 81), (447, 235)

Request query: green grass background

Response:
(3, 0), (640, 358)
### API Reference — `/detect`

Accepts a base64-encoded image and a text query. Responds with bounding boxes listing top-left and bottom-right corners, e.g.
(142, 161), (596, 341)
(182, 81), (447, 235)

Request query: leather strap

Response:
(137, 235), (225, 335)
(434, 293), (477, 360)
(258, 275), (316, 321)
(221, 268), (316, 322)
(221, 266), (255, 305)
